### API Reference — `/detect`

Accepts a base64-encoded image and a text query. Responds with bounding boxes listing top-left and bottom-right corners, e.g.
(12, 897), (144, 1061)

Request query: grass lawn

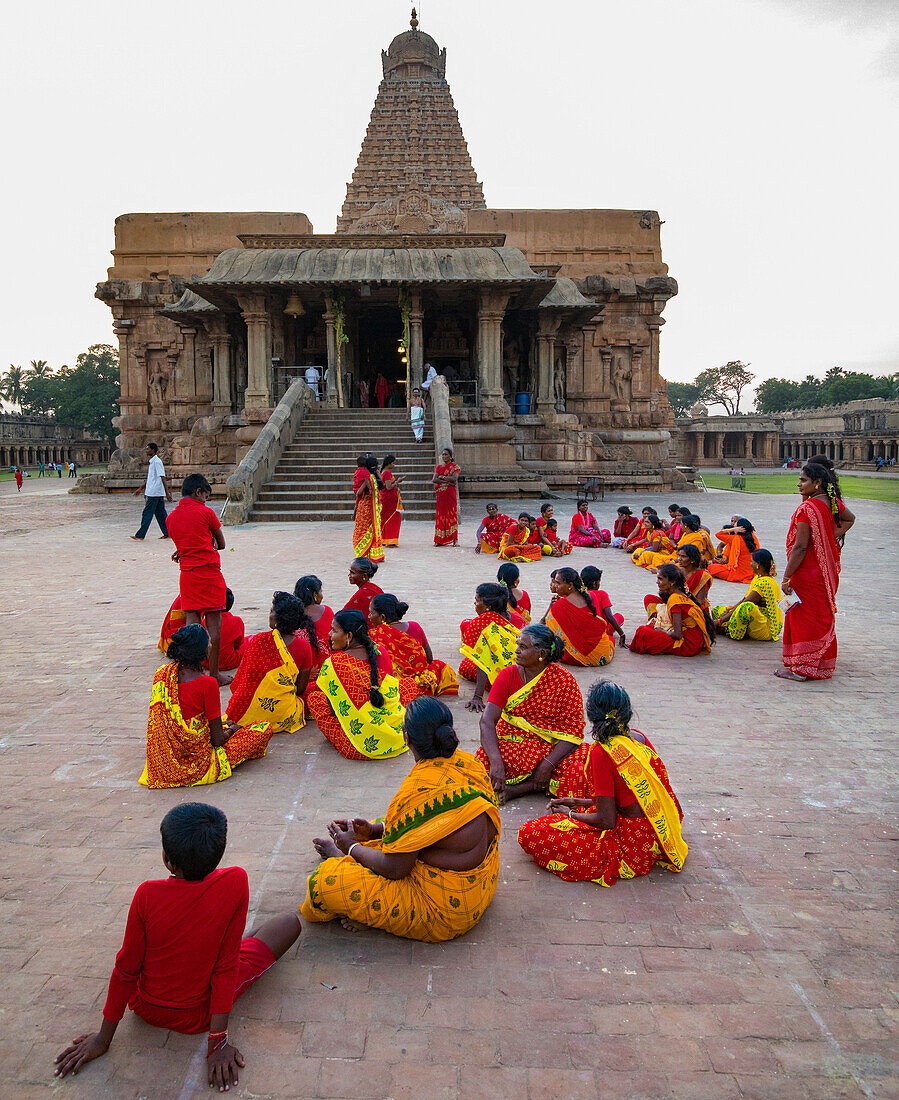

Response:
(0, 466), (104, 483)
(702, 472), (899, 504)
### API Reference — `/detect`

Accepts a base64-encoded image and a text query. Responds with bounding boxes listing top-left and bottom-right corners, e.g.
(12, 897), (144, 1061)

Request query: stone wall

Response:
(0, 414), (110, 468)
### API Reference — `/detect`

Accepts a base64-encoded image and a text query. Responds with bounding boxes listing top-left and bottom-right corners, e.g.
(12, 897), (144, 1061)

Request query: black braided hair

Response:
(476, 582), (511, 620)
(380, 452), (396, 473)
(733, 517), (757, 552)
(404, 697), (459, 759)
(496, 562), (520, 609)
(333, 609), (384, 707)
(295, 574), (322, 605)
(586, 680), (633, 745)
(682, 514), (702, 532)
(657, 563), (716, 645)
(555, 566), (597, 616)
(370, 593), (409, 623)
(521, 623), (566, 663)
(166, 624), (209, 670)
(803, 462), (842, 521)
(809, 455), (843, 502)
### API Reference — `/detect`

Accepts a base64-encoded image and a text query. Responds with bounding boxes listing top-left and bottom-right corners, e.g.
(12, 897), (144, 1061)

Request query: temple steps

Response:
(250, 407), (436, 523)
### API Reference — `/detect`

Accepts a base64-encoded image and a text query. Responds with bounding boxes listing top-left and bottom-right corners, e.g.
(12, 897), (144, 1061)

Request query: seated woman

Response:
(497, 562), (531, 623)
(609, 506), (638, 548)
(477, 624), (586, 804)
(629, 564), (713, 657)
(498, 514), (543, 563)
(368, 593), (459, 700)
(475, 502), (511, 555)
(518, 680), (687, 886)
(543, 518), (573, 556)
(677, 514), (717, 563)
(544, 566), (617, 666)
(676, 544), (713, 607)
(342, 557), (383, 617)
(568, 500), (608, 548)
(712, 548), (784, 642)
(708, 517), (759, 584)
(459, 583), (525, 711)
(663, 503), (685, 544)
(631, 515), (676, 569)
(225, 591), (312, 733)
(157, 590), (245, 671)
(306, 610), (406, 761)
(580, 565), (626, 650)
(141, 625), (273, 788)
(621, 508), (658, 554)
(301, 697), (500, 942)
(294, 574), (333, 669)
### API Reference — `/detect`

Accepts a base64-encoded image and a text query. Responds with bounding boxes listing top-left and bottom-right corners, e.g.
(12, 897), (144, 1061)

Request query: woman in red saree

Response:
(544, 567), (617, 666)
(294, 574), (333, 670)
(708, 517), (759, 584)
(776, 462), (854, 682)
(629, 564), (713, 657)
(477, 624), (586, 804)
(676, 545), (713, 608)
(519, 680), (686, 886)
(352, 455), (384, 564)
(433, 448), (460, 546)
(610, 506), (638, 548)
(459, 583), (525, 712)
(342, 558), (383, 617)
(497, 562), (531, 623)
(568, 501), (608, 548)
(498, 514), (543, 563)
(369, 593), (459, 701)
(380, 454), (404, 548)
(475, 503), (511, 554)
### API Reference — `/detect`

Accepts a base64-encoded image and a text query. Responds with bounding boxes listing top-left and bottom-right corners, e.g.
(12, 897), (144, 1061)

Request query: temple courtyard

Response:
(0, 479), (895, 1100)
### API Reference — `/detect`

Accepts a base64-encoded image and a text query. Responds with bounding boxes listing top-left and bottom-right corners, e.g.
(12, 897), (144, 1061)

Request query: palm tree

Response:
(27, 359), (51, 379)
(0, 365), (25, 408)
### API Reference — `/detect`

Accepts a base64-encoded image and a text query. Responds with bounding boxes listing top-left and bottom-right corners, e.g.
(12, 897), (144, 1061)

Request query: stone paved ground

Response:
(1, 478), (896, 1100)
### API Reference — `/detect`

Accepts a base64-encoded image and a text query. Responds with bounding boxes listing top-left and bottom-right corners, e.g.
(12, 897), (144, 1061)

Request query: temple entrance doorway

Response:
(357, 305), (406, 408)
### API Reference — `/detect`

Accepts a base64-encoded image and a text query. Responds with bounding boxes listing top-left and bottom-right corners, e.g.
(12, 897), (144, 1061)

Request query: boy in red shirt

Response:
(54, 802), (300, 1091)
(166, 474), (232, 685)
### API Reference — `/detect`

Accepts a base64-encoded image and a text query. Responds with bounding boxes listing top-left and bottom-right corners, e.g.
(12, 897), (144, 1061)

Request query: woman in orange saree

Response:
(433, 448), (460, 546)
(676, 545), (713, 607)
(305, 610), (407, 760)
(677, 514), (717, 563)
(369, 593), (459, 701)
(379, 454), (404, 548)
(459, 583), (524, 712)
(543, 566), (617, 666)
(631, 516), (676, 569)
(519, 680), (686, 886)
(352, 455), (384, 564)
(629, 564), (713, 657)
(140, 625), (272, 789)
(498, 514), (543, 563)
(476, 624), (586, 803)
(475, 502), (512, 554)
(707, 517), (759, 584)
(776, 462), (854, 682)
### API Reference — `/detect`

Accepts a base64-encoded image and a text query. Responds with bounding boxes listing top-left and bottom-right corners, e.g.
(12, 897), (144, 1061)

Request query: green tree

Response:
(755, 367), (894, 412)
(20, 374), (60, 416)
(756, 377), (801, 413)
(53, 344), (120, 445)
(695, 361), (755, 415)
(27, 359), (51, 379)
(0, 365), (25, 408)
(666, 380), (703, 417)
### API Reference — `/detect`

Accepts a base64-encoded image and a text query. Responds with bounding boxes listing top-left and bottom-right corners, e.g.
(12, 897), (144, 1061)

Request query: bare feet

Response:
(774, 667), (808, 682)
(214, 671), (234, 687)
(339, 916), (368, 933)
(313, 837), (341, 860)
(502, 779), (538, 802)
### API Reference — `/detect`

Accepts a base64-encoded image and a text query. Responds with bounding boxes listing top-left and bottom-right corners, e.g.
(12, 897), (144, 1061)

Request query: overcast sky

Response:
(2, 0), (896, 393)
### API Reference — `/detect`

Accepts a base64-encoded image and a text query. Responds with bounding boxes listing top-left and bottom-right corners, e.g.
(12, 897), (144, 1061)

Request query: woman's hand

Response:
(616, 630), (627, 646)
(54, 1033), (110, 1078)
(350, 818), (377, 841)
(171, 549), (180, 563)
(474, 543), (482, 554)
(548, 797), (592, 812)
(781, 579), (793, 595)
(207, 1042), (245, 1093)
(488, 758), (506, 801)
(530, 758), (555, 791)
(327, 821), (355, 854)
(465, 694), (485, 713)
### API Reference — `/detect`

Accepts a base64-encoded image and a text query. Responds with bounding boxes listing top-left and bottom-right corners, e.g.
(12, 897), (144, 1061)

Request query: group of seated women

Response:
(476, 501), (607, 559)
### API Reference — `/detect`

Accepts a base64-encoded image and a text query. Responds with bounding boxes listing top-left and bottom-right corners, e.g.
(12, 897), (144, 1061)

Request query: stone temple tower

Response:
(336, 8), (487, 234)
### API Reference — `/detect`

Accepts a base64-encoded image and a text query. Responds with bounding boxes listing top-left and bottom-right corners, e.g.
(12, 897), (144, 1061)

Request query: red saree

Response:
(568, 511), (604, 547)
(353, 469), (384, 563)
(343, 583), (383, 617)
(475, 663), (587, 797)
(782, 497), (841, 679)
(434, 462), (460, 545)
(545, 596), (615, 666)
(157, 596), (187, 654)
(479, 512), (511, 553)
(458, 611), (520, 683)
(380, 470), (403, 547)
(306, 651), (402, 760)
(708, 531), (758, 584)
(498, 524), (543, 563)
(629, 592), (712, 656)
(371, 622), (459, 700)
(312, 607), (334, 667)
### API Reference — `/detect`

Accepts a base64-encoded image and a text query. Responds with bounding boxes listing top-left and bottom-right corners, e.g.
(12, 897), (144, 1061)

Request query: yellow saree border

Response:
(460, 619), (520, 683)
(353, 474), (383, 558)
(501, 666), (583, 746)
(226, 629), (305, 732)
(602, 736), (687, 871)
(544, 607), (611, 667)
(315, 657), (407, 759)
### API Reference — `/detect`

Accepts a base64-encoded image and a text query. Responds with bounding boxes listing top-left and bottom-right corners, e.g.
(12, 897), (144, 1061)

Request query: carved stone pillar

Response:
(715, 432), (726, 465)
(536, 314), (561, 416)
(323, 300), (338, 408)
(239, 297), (272, 411)
(599, 345), (613, 397)
(409, 292), (424, 397)
(476, 289), (511, 406)
(209, 325), (233, 415)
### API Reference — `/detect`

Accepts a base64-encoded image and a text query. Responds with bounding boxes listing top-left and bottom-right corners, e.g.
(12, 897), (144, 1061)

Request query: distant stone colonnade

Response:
(0, 414), (110, 470)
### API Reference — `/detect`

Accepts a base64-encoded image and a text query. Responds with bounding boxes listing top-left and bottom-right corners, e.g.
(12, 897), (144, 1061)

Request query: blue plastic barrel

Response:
(515, 391), (531, 415)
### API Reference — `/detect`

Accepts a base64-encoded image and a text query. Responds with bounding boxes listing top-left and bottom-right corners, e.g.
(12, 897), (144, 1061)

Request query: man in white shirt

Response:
(304, 365), (322, 400)
(130, 442), (173, 541)
(421, 362), (438, 396)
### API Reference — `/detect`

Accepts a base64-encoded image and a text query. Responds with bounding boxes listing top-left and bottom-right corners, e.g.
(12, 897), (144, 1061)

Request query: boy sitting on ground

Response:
(54, 802), (300, 1092)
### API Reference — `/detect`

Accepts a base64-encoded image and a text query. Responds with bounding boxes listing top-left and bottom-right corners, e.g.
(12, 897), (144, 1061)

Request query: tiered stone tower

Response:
(336, 8), (486, 234)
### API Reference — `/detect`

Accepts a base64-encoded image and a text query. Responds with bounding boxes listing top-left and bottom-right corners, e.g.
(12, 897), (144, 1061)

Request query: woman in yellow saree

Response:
(225, 592), (312, 734)
(141, 625), (273, 789)
(631, 516), (676, 569)
(306, 610), (407, 760)
(519, 680), (686, 886)
(352, 454), (384, 564)
(498, 514), (543, 563)
(677, 513), (717, 563)
(712, 548), (784, 641)
(459, 583), (523, 713)
(368, 593), (459, 700)
(301, 697), (500, 941)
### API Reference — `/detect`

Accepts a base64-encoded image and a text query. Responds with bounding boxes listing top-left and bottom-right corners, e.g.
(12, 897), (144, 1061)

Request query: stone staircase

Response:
(251, 407), (436, 522)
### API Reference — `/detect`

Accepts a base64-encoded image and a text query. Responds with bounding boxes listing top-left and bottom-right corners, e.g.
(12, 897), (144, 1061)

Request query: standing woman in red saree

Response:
(433, 448), (461, 546)
(352, 455), (384, 564)
(776, 462), (854, 682)
(380, 454), (405, 548)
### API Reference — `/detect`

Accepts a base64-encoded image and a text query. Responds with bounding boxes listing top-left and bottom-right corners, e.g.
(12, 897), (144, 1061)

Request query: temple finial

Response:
(410, 7), (419, 30)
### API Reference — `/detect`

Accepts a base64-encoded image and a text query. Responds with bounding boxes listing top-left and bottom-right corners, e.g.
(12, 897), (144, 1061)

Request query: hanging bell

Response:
(284, 293), (305, 318)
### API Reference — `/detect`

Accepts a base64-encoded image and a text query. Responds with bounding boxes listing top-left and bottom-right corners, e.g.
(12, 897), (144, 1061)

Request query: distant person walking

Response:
(14, 467), (23, 492)
(56, 463), (62, 478)
(38, 461), (45, 478)
(131, 443), (172, 541)
(68, 461), (77, 478)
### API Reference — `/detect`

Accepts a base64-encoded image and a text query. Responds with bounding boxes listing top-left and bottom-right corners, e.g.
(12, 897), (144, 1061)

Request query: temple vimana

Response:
(95, 11), (682, 503)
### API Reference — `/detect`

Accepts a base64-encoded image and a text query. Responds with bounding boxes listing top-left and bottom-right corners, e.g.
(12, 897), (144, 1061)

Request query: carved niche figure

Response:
(148, 360), (170, 411)
(553, 355), (566, 413)
(612, 352), (633, 403)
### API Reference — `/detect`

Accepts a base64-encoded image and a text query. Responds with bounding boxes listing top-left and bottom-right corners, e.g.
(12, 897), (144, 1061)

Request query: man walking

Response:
(131, 443), (172, 541)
